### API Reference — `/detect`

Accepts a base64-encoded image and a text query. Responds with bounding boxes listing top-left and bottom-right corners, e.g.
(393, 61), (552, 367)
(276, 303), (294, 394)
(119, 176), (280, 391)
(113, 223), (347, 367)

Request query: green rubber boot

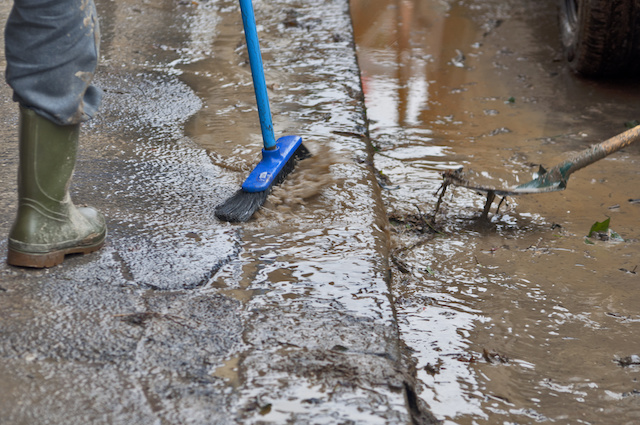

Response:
(7, 108), (107, 268)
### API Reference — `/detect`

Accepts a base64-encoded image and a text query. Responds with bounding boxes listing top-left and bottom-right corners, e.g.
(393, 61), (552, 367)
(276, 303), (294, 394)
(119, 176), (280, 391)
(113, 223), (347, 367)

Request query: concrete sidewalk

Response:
(0, 0), (436, 423)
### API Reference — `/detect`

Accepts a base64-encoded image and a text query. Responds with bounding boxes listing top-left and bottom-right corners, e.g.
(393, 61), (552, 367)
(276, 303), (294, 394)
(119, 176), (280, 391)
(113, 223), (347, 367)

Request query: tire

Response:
(559, 0), (640, 77)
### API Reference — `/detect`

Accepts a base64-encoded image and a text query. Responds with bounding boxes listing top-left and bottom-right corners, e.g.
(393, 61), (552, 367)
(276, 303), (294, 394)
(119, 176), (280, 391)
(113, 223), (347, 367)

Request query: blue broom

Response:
(215, 0), (310, 222)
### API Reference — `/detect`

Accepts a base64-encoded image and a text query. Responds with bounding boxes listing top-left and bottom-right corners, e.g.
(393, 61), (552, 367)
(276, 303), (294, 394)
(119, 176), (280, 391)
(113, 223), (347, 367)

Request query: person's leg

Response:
(5, 0), (102, 125)
(5, 0), (106, 268)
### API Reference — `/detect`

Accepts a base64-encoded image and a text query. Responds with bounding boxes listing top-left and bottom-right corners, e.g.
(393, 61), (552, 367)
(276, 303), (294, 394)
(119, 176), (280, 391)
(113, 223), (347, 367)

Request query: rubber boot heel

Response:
(7, 240), (105, 268)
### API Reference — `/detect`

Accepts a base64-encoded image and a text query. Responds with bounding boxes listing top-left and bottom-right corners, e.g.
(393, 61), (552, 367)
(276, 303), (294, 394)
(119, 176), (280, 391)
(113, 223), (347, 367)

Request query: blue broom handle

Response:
(238, 0), (277, 150)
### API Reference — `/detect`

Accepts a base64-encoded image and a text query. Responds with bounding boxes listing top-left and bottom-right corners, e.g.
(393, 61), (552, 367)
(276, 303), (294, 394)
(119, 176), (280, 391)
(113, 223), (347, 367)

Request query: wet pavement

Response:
(0, 0), (435, 423)
(2, 0), (640, 423)
(352, 0), (640, 424)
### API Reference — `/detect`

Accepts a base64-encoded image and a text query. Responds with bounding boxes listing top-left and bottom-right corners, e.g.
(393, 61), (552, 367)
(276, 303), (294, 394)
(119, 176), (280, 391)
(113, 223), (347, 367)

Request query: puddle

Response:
(211, 355), (242, 387)
(352, 0), (640, 423)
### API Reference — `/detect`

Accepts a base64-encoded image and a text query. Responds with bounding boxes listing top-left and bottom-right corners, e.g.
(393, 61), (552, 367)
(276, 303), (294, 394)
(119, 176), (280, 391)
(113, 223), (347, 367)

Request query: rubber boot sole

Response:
(7, 240), (105, 268)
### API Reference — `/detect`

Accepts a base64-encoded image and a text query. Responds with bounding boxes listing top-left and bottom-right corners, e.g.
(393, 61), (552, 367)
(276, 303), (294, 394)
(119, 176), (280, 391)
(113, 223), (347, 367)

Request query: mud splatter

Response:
(257, 148), (338, 221)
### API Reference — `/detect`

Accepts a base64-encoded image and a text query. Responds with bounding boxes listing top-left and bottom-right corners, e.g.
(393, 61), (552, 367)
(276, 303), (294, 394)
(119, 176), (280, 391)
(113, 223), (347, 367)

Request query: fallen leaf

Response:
(588, 218), (610, 237)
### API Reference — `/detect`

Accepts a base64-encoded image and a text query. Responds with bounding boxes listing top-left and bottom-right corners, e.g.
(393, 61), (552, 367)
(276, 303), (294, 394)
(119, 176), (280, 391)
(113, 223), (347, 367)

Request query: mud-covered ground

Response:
(351, 0), (640, 423)
(1, 0), (639, 423)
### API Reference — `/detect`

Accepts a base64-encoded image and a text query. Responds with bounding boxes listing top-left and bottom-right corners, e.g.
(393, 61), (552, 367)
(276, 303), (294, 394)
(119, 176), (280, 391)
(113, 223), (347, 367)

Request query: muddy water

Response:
(352, 0), (640, 423)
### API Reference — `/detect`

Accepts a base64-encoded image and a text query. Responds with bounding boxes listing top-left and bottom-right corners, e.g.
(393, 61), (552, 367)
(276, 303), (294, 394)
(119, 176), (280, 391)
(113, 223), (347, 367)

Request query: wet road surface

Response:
(352, 0), (640, 423)
(1, 0), (639, 423)
(0, 0), (434, 423)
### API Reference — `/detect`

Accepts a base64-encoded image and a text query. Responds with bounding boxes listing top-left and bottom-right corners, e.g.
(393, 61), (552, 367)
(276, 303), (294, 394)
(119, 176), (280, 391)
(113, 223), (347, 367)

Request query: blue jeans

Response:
(5, 0), (102, 125)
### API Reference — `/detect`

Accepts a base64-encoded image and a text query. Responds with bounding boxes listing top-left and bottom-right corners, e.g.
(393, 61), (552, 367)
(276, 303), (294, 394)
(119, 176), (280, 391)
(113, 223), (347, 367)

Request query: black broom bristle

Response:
(214, 189), (270, 222)
(214, 144), (310, 222)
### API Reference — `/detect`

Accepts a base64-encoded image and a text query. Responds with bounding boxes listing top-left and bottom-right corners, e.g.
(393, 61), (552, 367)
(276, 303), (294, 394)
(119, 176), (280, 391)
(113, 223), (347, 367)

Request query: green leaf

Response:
(624, 119), (640, 129)
(506, 96), (516, 104)
(588, 217), (610, 237)
(584, 237), (595, 245)
(425, 265), (435, 276)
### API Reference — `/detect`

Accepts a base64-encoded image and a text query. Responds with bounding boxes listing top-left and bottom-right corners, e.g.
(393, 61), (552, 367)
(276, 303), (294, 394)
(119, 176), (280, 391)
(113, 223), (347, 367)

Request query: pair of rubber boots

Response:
(7, 108), (107, 268)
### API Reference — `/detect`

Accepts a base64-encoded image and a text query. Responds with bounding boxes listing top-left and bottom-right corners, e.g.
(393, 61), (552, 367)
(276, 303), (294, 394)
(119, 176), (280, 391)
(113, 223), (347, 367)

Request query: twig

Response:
(432, 179), (450, 224)
(495, 196), (507, 215)
(416, 205), (441, 234)
(481, 191), (496, 221)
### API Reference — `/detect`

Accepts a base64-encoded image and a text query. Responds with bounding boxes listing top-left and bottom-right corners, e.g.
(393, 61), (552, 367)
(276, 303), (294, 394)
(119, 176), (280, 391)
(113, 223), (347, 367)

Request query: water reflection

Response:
(353, 0), (640, 424)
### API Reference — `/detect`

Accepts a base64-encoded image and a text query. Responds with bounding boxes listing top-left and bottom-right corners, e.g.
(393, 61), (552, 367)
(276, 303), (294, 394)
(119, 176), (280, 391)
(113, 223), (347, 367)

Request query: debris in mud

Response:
(178, 0), (199, 6)
(488, 127), (512, 136)
(388, 210), (439, 235)
(607, 312), (627, 319)
(483, 348), (509, 364)
(391, 250), (437, 276)
(616, 355), (640, 367)
(242, 399), (274, 416)
(424, 359), (443, 376)
(481, 18), (503, 37)
(332, 33), (348, 43)
(435, 169), (511, 221)
(115, 312), (193, 328)
(283, 9), (300, 27)
(629, 198), (640, 204)
(392, 255), (412, 274)
(586, 217), (624, 243)
(185, 232), (202, 242)
(281, 9), (321, 30)
(259, 403), (272, 415)
(619, 266), (638, 275)
(376, 169), (398, 190)
(605, 312), (640, 322)
(445, 353), (476, 364)
(394, 294), (435, 308)
(451, 49), (466, 68)
(487, 394), (511, 403)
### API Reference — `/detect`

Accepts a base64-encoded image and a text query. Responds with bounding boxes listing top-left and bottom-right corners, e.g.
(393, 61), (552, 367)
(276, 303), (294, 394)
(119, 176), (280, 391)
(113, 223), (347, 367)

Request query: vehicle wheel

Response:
(559, 0), (640, 77)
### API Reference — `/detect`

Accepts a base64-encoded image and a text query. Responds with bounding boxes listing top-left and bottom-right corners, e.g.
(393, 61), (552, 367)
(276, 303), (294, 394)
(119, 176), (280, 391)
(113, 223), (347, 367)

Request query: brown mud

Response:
(352, 0), (640, 423)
